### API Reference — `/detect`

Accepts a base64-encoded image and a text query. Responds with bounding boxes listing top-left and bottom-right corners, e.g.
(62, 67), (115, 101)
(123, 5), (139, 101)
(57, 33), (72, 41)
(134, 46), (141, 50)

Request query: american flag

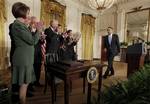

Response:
(41, 32), (46, 63)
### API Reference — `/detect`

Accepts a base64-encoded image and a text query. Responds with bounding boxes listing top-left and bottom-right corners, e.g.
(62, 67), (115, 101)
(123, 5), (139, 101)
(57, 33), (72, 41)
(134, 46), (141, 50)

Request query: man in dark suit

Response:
(44, 19), (61, 65)
(29, 16), (44, 86)
(9, 23), (15, 66)
(63, 30), (77, 61)
(103, 27), (120, 79)
(45, 19), (59, 53)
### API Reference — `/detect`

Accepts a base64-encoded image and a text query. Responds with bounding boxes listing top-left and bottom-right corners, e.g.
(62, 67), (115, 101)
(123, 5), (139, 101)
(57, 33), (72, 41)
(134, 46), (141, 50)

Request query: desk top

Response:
(47, 60), (102, 74)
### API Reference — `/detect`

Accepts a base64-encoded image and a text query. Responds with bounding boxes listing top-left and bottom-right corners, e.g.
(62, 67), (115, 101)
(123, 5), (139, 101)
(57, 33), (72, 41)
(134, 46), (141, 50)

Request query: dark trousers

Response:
(34, 63), (42, 83)
(11, 62), (19, 93)
(104, 53), (115, 76)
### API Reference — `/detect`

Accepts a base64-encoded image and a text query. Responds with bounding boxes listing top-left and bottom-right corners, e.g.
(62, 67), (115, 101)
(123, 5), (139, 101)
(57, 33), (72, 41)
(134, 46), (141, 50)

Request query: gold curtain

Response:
(41, 0), (66, 30)
(0, 0), (7, 70)
(81, 14), (95, 60)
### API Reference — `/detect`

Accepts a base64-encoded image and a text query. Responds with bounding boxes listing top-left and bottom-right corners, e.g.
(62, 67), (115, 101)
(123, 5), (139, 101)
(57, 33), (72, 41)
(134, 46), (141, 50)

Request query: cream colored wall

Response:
(97, 0), (150, 59)
(4, 0), (98, 62)
(117, 0), (150, 42)
(5, 0), (41, 47)
(5, 0), (149, 63)
(95, 6), (118, 59)
(4, 0), (41, 67)
(64, 0), (98, 59)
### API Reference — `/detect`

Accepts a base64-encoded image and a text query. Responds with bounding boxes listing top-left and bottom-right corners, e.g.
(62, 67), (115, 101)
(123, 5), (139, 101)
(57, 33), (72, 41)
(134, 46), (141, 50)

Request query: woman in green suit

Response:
(11, 2), (40, 104)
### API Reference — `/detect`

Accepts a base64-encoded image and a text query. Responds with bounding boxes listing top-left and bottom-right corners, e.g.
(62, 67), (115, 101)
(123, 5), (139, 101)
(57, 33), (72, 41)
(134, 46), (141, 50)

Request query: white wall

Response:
(5, 0), (41, 58)
(97, 0), (150, 59)
(4, 0), (98, 60)
(64, 0), (98, 59)
(96, 6), (118, 58)
(5, 0), (149, 60)
(116, 0), (150, 42)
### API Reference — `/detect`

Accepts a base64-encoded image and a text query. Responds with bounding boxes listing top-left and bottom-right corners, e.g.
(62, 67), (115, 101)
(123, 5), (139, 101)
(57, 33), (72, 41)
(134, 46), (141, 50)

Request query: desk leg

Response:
(98, 69), (102, 100)
(83, 75), (86, 94)
(50, 74), (55, 104)
(64, 79), (70, 104)
(87, 82), (92, 104)
(70, 80), (72, 93)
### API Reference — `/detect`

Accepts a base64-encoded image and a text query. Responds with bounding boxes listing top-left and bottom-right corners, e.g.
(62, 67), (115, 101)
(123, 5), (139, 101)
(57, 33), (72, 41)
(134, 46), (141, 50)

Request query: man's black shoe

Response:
(34, 82), (44, 87)
(103, 75), (107, 79)
(28, 84), (35, 92)
(108, 73), (114, 76)
(11, 93), (19, 103)
(26, 92), (34, 97)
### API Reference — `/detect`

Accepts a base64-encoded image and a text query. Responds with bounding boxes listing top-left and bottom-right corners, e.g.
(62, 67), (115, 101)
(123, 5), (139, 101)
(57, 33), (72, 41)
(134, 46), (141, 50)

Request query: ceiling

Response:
(77, 0), (132, 7)
(127, 9), (149, 40)
(72, 0), (150, 8)
(127, 10), (149, 27)
(115, 0), (130, 4)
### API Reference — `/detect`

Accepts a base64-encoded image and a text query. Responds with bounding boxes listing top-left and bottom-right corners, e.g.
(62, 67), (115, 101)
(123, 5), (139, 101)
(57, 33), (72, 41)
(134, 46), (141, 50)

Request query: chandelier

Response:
(88, 0), (115, 11)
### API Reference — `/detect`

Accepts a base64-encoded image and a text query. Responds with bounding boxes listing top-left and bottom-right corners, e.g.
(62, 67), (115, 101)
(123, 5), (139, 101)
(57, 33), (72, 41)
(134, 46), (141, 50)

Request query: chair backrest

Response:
(45, 53), (59, 65)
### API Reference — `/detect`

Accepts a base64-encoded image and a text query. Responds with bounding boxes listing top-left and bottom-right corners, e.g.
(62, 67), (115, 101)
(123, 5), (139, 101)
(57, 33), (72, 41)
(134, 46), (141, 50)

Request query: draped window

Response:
(41, 0), (66, 30)
(0, 0), (7, 70)
(81, 13), (95, 60)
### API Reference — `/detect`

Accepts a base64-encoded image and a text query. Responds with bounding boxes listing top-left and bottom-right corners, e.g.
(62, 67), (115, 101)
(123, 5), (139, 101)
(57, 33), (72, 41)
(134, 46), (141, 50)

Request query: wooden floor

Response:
(26, 62), (127, 104)
(0, 61), (127, 104)
(27, 80), (89, 104)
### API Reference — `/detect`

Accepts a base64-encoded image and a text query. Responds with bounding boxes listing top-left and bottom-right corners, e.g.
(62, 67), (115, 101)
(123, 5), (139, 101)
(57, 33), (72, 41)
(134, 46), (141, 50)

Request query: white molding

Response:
(55, 0), (66, 5)
(117, 0), (150, 12)
(65, 0), (98, 17)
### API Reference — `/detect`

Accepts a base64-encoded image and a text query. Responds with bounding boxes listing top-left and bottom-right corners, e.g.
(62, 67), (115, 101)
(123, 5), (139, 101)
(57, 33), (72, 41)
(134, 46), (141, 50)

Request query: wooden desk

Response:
(46, 60), (103, 104)
(126, 54), (146, 77)
(120, 47), (127, 62)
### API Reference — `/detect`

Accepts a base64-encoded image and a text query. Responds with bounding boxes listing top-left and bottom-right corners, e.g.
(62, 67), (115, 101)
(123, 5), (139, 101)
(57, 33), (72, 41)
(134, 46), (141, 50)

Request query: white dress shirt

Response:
(108, 34), (112, 45)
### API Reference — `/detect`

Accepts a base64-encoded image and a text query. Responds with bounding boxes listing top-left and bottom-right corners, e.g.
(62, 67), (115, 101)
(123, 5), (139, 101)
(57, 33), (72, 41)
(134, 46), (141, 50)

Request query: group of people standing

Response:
(45, 20), (78, 64)
(9, 2), (78, 104)
(9, 1), (120, 104)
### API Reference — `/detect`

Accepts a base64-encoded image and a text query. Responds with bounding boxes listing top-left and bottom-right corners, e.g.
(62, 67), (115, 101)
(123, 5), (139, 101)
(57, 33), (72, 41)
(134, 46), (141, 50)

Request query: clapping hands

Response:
(40, 32), (46, 40)
(36, 21), (44, 32)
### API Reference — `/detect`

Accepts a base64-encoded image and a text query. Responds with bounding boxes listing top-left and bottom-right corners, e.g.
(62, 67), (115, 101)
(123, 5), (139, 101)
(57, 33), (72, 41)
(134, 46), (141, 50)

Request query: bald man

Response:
(29, 16), (43, 86)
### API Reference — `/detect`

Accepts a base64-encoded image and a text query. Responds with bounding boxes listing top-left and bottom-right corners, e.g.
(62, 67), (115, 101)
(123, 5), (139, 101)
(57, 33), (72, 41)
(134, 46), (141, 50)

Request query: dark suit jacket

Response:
(104, 34), (120, 56)
(44, 27), (60, 53)
(34, 40), (45, 64)
(63, 37), (77, 61)
(9, 23), (15, 64)
(29, 27), (43, 64)
(11, 20), (39, 66)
